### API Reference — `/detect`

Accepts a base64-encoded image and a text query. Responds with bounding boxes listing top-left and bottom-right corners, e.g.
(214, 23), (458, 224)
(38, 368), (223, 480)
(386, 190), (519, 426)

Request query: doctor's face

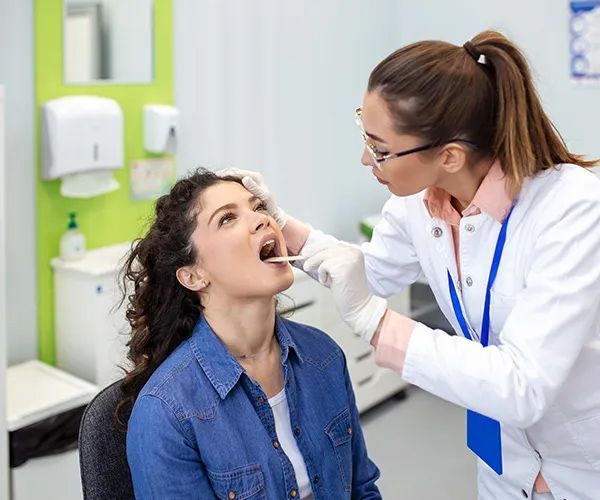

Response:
(359, 91), (443, 197)
(185, 181), (294, 301)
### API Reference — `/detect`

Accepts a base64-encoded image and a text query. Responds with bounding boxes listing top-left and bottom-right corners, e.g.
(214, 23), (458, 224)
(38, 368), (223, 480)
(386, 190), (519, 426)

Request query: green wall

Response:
(35, 0), (173, 364)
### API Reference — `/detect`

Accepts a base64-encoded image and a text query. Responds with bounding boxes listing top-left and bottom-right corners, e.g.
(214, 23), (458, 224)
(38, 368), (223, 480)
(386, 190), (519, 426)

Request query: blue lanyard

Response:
(447, 204), (515, 347)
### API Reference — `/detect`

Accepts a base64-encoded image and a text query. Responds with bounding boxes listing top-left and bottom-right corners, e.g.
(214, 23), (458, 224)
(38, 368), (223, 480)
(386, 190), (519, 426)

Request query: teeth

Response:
(261, 239), (275, 248)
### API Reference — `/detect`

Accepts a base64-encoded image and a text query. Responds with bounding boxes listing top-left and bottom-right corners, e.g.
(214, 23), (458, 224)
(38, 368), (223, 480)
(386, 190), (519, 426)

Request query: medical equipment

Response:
(264, 255), (307, 263)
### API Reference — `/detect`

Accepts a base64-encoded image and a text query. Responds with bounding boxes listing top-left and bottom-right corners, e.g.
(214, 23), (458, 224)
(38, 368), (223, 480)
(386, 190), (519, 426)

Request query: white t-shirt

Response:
(269, 389), (314, 500)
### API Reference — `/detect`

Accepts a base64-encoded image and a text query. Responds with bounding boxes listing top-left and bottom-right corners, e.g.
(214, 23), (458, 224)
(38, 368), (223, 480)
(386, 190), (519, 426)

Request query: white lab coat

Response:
(361, 164), (600, 499)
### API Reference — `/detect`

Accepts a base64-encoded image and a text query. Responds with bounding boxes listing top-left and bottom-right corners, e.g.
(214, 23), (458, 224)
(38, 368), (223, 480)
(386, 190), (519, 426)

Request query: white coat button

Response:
(465, 276), (473, 287)
(465, 223), (475, 233)
(432, 227), (443, 238)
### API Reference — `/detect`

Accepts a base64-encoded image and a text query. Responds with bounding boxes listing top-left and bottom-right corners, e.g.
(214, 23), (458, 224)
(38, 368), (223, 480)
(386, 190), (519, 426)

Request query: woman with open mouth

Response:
(120, 168), (381, 499)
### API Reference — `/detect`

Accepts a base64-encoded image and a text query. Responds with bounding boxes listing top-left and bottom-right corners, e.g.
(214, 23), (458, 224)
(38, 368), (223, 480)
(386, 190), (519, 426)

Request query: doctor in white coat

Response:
(220, 30), (600, 499)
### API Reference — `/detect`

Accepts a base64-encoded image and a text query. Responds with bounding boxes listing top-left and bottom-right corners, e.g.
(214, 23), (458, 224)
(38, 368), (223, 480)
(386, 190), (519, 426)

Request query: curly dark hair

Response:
(115, 168), (243, 427)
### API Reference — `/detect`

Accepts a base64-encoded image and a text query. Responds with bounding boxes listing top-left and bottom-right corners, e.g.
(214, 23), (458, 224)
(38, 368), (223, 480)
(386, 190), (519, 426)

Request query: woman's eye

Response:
(255, 202), (269, 212)
(219, 212), (236, 226)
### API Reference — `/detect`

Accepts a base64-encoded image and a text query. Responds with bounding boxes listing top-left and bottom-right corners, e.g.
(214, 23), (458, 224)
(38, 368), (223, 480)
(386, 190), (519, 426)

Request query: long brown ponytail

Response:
(368, 30), (597, 188)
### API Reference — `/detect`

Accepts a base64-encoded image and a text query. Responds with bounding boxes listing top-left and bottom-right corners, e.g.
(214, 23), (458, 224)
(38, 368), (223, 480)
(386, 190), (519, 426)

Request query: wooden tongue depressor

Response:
(264, 255), (307, 263)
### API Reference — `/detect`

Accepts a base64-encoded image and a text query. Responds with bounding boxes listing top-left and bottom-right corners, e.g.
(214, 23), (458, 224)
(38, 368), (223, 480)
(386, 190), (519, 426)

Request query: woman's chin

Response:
(271, 265), (294, 294)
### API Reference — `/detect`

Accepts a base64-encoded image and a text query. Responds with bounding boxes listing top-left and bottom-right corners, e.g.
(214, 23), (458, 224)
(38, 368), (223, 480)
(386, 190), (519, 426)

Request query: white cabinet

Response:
(52, 243), (132, 387)
(7, 361), (97, 500)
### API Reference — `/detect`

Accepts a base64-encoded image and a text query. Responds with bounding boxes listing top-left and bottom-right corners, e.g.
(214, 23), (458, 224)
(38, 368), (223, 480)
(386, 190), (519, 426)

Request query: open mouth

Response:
(258, 236), (281, 262)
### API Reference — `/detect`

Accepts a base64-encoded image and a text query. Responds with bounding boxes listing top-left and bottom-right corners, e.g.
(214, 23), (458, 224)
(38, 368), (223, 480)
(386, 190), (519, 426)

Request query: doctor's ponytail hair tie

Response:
(463, 41), (483, 63)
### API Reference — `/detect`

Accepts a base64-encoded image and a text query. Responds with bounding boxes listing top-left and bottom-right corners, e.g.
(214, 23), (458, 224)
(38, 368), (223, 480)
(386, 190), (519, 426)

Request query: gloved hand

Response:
(303, 240), (388, 343)
(215, 168), (288, 229)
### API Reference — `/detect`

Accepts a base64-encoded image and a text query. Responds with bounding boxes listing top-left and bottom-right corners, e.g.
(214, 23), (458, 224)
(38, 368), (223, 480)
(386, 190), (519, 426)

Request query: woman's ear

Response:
(176, 265), (209, 292)
(439, 143), (469, 174)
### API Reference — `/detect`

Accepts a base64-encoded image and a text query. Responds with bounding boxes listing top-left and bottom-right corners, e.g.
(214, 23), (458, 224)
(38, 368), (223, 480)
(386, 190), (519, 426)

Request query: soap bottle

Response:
(60, 212), (86, 261)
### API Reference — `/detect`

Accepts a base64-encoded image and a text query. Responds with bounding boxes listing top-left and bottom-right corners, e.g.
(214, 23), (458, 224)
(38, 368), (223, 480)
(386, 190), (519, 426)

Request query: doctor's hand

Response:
(303, 240), (388, 343)
(215, 168), (289, 229)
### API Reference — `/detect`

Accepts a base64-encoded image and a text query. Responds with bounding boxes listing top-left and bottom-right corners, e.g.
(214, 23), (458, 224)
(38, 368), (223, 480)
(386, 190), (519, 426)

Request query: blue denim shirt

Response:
(127, 315), (381, 499)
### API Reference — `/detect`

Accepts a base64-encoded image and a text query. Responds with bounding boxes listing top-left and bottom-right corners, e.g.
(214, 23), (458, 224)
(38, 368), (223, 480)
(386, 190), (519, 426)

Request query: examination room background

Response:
(1, 0), (600, 499)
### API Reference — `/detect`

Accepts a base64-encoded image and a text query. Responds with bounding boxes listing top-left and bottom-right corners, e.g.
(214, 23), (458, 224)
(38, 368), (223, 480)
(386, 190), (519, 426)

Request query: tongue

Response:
(260, 243), (275, 261)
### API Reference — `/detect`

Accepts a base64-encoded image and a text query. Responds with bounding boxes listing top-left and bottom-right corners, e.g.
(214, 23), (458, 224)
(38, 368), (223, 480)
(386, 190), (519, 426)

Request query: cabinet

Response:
(52, 243), (131, 387)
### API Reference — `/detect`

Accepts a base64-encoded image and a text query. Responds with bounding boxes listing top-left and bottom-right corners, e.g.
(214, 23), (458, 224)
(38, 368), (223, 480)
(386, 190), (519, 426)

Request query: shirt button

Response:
(257, 396), (265, 403)
(313, 475), (320, 484)
(273, 440), (280, 449)
(465, 223), (475, 232)
(465, 276), (473, 287)
(347, 426), (353, 436)
(294, 427), (302, 437)
(228, 492), (236, 500)
(290, 490), (298, 498)
(432, 227), (443, 238)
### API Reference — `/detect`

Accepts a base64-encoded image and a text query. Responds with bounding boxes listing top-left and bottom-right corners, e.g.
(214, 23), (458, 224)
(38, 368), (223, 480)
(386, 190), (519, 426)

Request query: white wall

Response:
(0, 85), (9, 500)
(395, 0), (600, 160)
(0, 0), (37, 364)
(174, 0), (401, 240)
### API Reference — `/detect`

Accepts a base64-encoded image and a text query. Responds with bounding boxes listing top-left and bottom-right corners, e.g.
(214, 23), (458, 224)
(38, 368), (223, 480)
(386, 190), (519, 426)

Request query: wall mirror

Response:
(63, 0), (154, 84)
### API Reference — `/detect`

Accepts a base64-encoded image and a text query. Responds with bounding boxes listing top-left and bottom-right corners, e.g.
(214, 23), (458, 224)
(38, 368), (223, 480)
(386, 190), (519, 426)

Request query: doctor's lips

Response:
(372, 169), (389, 185)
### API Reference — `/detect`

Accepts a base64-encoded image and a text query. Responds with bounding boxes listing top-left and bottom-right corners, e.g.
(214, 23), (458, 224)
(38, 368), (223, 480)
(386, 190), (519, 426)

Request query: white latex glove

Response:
(303, 240), (388, 343)
(215, 168), (288, 229)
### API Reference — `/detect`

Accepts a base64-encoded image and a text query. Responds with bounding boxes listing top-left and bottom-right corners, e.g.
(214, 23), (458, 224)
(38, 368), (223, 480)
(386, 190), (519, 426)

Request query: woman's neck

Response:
(202, 296), (277, 359)
(439, 158), (492, 212)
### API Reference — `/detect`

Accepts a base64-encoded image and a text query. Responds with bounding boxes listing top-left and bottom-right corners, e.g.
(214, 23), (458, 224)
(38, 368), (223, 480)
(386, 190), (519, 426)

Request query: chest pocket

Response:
(207, 464), (266, 500)
(489, 289), (516, 342)
(324, 407), (353, 492)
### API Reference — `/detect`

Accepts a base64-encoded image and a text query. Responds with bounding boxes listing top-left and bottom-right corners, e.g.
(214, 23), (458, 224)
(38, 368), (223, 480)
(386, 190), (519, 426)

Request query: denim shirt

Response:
(127, 315), (381, 499)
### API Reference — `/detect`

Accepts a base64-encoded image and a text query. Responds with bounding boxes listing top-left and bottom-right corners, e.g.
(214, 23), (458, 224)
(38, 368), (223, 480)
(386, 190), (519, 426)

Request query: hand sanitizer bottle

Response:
(60, 212), (86, 261)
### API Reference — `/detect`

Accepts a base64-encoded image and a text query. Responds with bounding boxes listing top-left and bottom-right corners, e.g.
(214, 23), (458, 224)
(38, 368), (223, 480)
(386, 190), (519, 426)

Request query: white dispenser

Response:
(42, 96), (124, 198)
(143, 104), (178, 154)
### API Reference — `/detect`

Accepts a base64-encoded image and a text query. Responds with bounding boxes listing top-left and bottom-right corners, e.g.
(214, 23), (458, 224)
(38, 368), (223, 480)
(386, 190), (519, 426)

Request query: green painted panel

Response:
(34, 0), (173, 363)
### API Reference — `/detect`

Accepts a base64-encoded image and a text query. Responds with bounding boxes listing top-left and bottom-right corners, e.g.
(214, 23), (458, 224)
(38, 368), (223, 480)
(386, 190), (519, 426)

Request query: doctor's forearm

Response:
(371, 309), (416, 375)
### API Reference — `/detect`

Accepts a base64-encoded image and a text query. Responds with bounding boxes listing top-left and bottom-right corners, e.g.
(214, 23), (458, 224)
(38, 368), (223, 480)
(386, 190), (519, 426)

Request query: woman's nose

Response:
(251, 212), (270, 232)
(361, 148), (374, 167)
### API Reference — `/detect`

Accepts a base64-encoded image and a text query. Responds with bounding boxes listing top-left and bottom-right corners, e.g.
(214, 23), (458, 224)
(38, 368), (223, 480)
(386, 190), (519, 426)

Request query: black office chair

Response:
(78, 380), (134, 500)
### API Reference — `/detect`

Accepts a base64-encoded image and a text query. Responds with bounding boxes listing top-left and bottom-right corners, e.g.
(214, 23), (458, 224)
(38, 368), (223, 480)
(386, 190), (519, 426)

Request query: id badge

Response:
(467, 409), (503, 475)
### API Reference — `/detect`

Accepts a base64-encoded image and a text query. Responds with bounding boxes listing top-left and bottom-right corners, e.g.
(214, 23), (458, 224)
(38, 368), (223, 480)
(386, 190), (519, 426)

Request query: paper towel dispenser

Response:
(42, 96), (124, 198)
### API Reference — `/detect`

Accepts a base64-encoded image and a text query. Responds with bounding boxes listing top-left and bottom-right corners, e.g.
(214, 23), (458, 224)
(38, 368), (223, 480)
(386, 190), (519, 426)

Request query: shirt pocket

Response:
(324, 407), (353, 493)
(489, 289), (516, 341)
(207, 463), (266, 500)
(566, 413), (600, 471)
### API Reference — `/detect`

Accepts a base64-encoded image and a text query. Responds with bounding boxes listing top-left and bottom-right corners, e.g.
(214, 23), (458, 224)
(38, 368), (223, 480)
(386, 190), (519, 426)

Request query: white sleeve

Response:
(401, 191), (600, 428)
(363, 195), (423, 298)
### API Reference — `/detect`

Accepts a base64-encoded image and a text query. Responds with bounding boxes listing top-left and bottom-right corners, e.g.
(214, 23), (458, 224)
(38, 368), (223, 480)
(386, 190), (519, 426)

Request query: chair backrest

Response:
(78, 380), (134, 500)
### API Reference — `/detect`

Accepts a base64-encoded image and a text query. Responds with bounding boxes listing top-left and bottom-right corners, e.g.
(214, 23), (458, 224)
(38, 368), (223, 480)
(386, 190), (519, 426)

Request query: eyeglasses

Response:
(355, 107), (478, 171)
